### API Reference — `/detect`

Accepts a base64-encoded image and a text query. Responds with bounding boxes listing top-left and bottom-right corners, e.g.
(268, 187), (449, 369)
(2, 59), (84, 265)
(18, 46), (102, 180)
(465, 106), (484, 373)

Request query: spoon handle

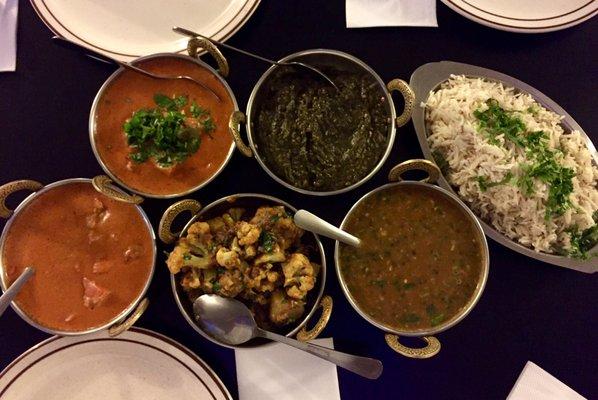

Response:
(0, 267), (35, 317)
(257, 329), (382, 379)
(294, 210), (361, 247)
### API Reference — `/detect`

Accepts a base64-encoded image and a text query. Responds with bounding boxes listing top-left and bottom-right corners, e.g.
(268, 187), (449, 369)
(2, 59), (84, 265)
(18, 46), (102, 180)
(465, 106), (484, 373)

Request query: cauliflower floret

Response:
(214, 269), (244, 297)
(216, 247), (242, 269)
(206, 216), (234, 243)
(166, 237), (216, 274)
(272, 217), (303, 250)
(245, 263), (278, 293)
(254, 243), (286, 265)
(186, 222), (212, 243)
(245, 245), (257, 259)
(269, 290), (305, 325)
(249, 206), (283, 228)
(180, 268), (201, 289)
(236, 221), (261, 246)
(282, 253), (315, 300)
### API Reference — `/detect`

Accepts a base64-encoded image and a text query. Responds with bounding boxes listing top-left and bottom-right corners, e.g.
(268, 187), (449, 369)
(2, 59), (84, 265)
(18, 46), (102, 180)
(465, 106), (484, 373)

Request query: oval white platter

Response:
(0, 327), (232, 400)
(30, 0), (261, 61)
(441, 0), (597, 33)
(410, 61), (597, 273)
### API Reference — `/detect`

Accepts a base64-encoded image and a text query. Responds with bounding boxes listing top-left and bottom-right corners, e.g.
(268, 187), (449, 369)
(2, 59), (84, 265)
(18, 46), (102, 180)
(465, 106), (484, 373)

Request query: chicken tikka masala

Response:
(2, 182), (154, 332)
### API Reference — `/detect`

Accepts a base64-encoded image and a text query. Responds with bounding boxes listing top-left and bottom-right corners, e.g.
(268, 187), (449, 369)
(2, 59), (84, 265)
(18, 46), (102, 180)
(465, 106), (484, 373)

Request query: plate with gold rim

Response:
(0, 327), (232, 400)
(441, 0), (597, 33)
(30, 0), (260, 61)
(410, 61), (598, 273)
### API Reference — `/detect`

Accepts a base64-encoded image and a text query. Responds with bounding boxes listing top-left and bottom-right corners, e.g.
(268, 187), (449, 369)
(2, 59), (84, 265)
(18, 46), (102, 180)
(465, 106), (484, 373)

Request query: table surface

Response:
(1, 2), (597, 399)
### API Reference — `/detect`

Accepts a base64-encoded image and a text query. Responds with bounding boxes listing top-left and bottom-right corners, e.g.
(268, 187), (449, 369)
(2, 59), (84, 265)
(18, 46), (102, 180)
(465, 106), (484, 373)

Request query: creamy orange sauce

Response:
(2, 182), (154, 332)
(94, 56), (234, 196)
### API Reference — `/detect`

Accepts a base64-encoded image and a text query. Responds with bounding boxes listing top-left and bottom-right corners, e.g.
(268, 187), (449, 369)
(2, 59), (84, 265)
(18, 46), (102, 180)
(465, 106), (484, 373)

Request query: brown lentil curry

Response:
(255, 67), (389, 191)
(339, 185), (484, 331)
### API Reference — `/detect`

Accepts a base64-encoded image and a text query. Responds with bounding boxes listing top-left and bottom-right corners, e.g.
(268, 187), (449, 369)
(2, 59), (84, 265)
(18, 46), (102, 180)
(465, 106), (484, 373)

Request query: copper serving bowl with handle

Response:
(334, 160), (490, 358)
(159, 193), (332, 348)
(228, 49), (415, 196)
(0, 175), (156, 337)
(89, 38), (238, 199)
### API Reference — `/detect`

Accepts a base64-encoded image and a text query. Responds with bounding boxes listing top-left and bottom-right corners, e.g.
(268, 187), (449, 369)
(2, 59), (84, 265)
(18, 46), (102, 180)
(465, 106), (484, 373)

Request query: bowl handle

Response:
(388, 159), (440, 184)
(386, 79), (415, 128)
(297, 295), (333, 341)
(228, 111), (253, 157)
(385, 334), (441, 359)
(108, 298), (149, 337)
(0, 180), (43, 219)
(159, 199), (202, 244)
(187, 37), (230, 78)
(92, 175), (143, 204)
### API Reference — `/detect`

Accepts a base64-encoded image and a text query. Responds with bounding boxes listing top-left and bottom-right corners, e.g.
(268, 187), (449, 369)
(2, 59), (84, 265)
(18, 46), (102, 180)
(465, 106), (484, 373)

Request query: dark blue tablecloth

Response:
(1, 2), (596, 399)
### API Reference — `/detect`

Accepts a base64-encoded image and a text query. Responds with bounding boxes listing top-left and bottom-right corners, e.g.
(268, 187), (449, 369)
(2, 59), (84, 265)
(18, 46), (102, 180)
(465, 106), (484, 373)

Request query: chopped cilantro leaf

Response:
(259, 231), (277, 253)
(124, 93), (215, 168)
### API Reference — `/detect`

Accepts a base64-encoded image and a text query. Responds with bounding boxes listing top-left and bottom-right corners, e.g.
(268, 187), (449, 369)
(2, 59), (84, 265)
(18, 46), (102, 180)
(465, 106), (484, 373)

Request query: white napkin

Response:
(346, 0), (437, 28)
(507, 361), (586, 400)
(0, 0), (18, 72)
(235, 337), (341, 400)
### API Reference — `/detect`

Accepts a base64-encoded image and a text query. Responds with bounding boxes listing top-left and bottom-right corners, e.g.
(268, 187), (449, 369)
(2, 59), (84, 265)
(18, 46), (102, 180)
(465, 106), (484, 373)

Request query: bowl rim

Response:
(245, 48), (398, 196)
(168, 193), (327, 349)
(334, 180), (490, 337)
(88, 52), (238, 199)
(0, 178), (157, 336)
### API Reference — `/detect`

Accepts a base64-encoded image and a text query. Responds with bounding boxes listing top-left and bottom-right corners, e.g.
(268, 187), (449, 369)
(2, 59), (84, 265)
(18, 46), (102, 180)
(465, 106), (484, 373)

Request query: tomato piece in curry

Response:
(339, 185), (484, 331)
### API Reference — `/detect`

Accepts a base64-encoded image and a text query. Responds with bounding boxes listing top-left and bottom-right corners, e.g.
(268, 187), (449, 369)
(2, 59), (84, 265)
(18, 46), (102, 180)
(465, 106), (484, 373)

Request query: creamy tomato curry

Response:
(339, 185), (484, 331)
(2, 182), (154, 332)
(93, 56), (234, 196)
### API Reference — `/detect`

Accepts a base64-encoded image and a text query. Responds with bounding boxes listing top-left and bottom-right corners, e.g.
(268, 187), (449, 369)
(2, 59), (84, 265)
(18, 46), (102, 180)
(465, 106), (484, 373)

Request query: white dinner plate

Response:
(30, 0), (261, 61)
(0, 327), (232, 400)
(441, 0), (598, 33)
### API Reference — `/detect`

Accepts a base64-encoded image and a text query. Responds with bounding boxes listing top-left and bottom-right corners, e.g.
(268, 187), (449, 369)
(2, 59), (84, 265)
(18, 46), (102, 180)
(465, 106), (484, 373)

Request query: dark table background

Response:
(1, 1), (596, 399)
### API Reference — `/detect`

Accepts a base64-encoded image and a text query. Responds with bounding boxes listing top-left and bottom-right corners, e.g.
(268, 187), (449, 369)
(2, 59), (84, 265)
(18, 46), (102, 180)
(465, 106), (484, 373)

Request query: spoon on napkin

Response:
(194, 294), (382, 379)
(0, 267), (34, 317)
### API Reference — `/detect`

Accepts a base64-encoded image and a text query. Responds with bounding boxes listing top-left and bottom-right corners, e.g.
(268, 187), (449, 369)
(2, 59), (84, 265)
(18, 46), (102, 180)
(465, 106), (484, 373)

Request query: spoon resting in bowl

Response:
(294, 210), (361, 247)
(0, 267), (35, 318)
(193, 294), (382, 379)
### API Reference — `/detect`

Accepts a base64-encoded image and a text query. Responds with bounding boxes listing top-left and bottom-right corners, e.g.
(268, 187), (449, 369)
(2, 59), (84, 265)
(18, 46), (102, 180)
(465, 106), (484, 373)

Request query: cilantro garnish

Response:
(473, 100), (575, 219)
(124, 93), (217, 168)
(259, 231), (277, 253)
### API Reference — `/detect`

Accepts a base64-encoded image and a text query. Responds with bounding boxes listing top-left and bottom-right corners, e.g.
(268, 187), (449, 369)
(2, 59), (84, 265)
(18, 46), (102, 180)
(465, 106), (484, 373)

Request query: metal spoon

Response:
(172, 27), (340, 91)
(51, 36), (222, 102)
(294, 210), (361, 247)
(0, 267), (35, 317)
(194, 294), (382, 379)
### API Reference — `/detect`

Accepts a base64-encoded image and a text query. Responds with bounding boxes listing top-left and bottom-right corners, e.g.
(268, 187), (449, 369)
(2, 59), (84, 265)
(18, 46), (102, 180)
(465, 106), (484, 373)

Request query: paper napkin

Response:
(346, 0), (437, 28)
(507, 361), (586, 400)
(235, 337), (341, 400)
(0, 0), (18, 72)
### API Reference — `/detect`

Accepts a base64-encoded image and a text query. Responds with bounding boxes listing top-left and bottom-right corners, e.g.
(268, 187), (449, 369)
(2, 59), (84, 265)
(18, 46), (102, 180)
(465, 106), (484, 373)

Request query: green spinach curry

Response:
(339, 185), (484, 331)
(255, 67), (389, 191)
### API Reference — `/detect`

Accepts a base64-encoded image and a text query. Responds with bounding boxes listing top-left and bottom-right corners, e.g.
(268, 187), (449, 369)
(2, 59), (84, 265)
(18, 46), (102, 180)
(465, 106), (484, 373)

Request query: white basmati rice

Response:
(424, 75), (598, 254)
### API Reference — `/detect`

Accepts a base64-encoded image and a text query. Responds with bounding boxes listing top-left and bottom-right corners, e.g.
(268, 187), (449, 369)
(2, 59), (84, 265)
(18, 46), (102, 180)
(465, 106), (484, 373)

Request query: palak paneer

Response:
(339, 184), (484, 331)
